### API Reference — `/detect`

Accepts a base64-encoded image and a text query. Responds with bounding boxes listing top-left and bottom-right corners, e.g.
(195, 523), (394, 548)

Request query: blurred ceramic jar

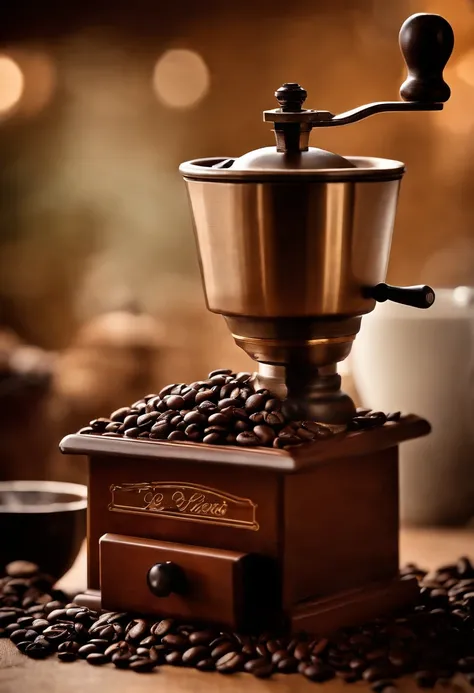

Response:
(0, 330), (56, 480)
(351, 288), (474, 526)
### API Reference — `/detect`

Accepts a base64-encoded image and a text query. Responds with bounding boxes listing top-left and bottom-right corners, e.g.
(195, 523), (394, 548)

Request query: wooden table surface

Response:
(2, 528), (474, 693)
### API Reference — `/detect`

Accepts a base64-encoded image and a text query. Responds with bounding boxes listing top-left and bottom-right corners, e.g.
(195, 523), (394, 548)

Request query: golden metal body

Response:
(180, 156), (404, 423)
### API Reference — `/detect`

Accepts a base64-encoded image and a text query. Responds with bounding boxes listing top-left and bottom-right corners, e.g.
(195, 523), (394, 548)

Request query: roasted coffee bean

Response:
(6, 561), (39, 578)
(78, 427), (95, 434)
(183, 410), (206, 425)
(168, 430), (186, 441)
(16, 640), (33, 653)
(112, 652), (132, 668)
(124, 427), (140, 438)
(137, 412), (159, 428)
(129, 658), (156, 672)
(196, 657), (215, 671)
(78, 643), (99, 658)
(182, 646), (210, 665)
(216, 651), (245, 673)
(25, 642), (51, 659)
(253, 424), (276, 445)
(185, 423), (202, 441)
(189, 629), (215, 646)
(16, 615), (33, 627)
(151, 619), (174, 637)
(197, 400), (217, 414)
(203, 432), (223, 445)
(218, 397), (239, 409)
(208, 412), (230, 426)
(166, 651), (183, 666)
(163, 394), (185, 410)
(245, 393), (267, 413)
(125, 618), (147, 641)
(162, 633), (188, 650)
(236, 431), (260, 446)
(277, 656), (298, 673)
(303, 664), (335, 682)
(47, 608), (68, 622)
(10, 628), (35, 644)
(110, 407), (131, 422)
(211, 641), (235, 659)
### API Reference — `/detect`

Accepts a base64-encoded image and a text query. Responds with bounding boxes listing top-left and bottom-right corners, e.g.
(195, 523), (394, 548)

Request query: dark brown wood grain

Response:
(100, 533), (277, 629)
(62, 416), (429, 633)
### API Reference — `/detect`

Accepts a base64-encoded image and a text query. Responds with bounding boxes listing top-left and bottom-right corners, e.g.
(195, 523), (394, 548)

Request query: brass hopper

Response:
(180, 13), (453, 425)
(60, 14), (454, 636)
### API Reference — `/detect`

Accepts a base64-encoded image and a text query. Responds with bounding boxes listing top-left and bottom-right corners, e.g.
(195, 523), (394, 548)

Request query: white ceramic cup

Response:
(351, 287), (474, 526)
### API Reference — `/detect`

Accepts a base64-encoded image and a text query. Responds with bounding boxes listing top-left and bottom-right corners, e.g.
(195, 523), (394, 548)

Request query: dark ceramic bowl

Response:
(0, 480), (87, 580)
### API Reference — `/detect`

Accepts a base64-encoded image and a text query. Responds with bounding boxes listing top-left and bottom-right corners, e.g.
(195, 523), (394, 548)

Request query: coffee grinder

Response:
(60, 13), (453, 634)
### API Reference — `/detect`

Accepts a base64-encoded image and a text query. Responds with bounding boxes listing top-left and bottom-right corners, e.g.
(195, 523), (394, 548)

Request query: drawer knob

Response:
(147, 561), (187, 597)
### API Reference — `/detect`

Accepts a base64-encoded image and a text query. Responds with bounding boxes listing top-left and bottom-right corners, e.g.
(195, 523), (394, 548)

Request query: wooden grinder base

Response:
(61, 415), (430, 635)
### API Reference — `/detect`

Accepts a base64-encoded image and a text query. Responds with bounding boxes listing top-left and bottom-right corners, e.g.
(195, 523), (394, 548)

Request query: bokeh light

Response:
(0, 55), (24, 114)
(152, 49), (210, 109)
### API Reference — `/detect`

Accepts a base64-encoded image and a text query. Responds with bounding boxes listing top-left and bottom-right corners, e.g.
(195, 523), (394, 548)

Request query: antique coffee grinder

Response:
(61, 13), (453, 634)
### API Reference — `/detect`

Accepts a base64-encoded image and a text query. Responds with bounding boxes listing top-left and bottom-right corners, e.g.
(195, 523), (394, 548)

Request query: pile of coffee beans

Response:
(4, 557), (474, 687)
(78, 369), (397, 449)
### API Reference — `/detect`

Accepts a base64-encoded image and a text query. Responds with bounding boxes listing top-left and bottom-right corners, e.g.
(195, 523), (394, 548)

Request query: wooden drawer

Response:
(99, 533), (278, 630)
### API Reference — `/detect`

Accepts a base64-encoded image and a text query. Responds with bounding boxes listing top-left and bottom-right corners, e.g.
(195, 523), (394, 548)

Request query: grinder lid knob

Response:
(147, 561), (187, 598)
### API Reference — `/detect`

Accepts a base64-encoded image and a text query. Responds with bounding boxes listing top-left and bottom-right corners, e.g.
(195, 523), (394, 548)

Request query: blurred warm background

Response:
(0, 0), (472, 483)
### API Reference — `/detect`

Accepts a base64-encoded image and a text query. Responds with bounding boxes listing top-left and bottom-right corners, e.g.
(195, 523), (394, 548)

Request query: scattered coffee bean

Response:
(216, 651), (245, 673)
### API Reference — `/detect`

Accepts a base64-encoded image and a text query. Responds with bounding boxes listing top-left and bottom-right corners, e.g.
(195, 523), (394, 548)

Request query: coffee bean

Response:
(112, 652), (132, 668)
(245, 393), (267, 413)
(78, 643), (99, 658)
(209, 368), (233, 378)
(216, 651), (244, 673)
(219, 397), (239, 409)
(303, 664), (335, 682)
(129, 658), (156, 672)
(164, 395), (185, 410)
(47, 608), (68, 622)
(166, 651), (183, 665)
(211, 641), (235, 659)
(245, 657), (267, 673)
(25, 642), (50, 659)
(10, 628), (33, 643)
(16, 640), (33, 653)
(110, 407), (131, 422)
(253, 424), (276, 445)
(196, 657), (215, 671)
(17, 615), (33, 627)
(277, 656), (298, 673)
(162, 633), (188, 650)
(168, 430), (186, 441)
(151, 619), (174, 637)
(203, 432), (223, 445)
(6, 561), (39, 578)
(189, 629), (214, 646)
(253, 662), (274, 678)
(124, 427), (140, 438)
(183, 646), (210, 665)
(236, 431), (260, 446)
